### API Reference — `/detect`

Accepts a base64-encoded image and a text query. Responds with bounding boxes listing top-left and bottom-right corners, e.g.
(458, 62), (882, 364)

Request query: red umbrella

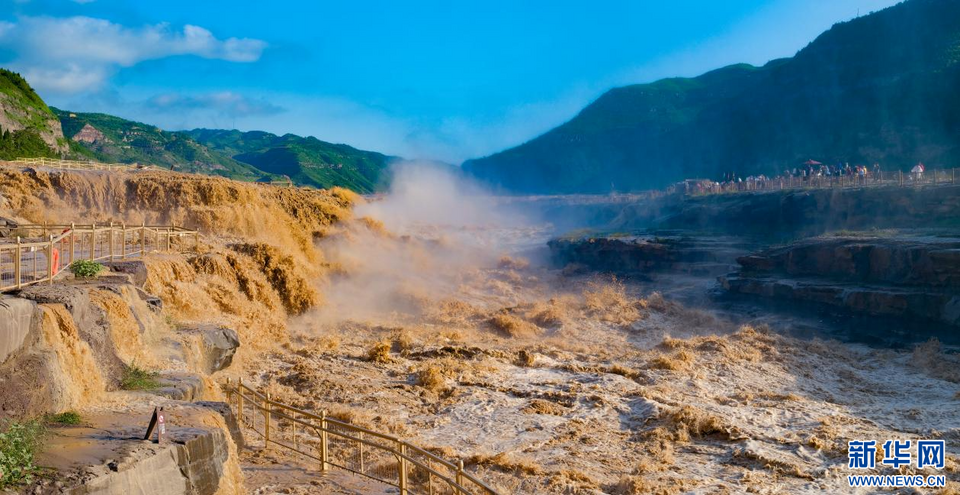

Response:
(802, 159), (822, 166)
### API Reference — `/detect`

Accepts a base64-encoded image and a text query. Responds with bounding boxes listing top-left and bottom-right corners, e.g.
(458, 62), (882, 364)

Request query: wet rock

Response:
(102, 261), (148, 288)
(0, 296), (37, 365)
(735, 236), (960, 287)
(50, 407), (239, 495)
(548, 233), (750, 276)
(195, 401), (245, 449)
(17, 284), (127, 384)
(198, 326), (240, 374)
(721, 274), (960, 326)
(0, 216), (17, 238)
(134, 287), (162, 313)
(722, 234), (960, 326)
(156, 373), (206, 402)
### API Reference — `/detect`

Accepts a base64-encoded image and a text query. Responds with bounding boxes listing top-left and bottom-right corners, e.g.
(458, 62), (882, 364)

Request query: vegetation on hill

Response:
(0, 69), (65, 158)
(0, 125), (57, 161)
(55, 111), (396, 192)
(464, 0), (960, 193)
(1, 67), (395, 191)
(188, 129), (396, 192)
(54, 109), (268, 181)
(0, 70), (50, 117)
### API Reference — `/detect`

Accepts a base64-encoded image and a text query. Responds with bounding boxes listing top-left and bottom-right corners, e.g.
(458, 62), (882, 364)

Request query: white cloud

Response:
(0, 16), (266, 93)
(146, 91), (284, 118)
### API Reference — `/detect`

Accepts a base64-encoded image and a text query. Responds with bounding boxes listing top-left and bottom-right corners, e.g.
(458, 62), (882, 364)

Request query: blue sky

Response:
(0, 0), (903, 162)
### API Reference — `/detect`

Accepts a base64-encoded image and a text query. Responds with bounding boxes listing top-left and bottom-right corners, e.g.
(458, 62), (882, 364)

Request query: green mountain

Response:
(187, 129), (397, 192)
(464, 0), (960, 193)
(1, 68), (397, 192)
(56, 109), (268, 181)
(53, 111), (396, 192)
(0, 69), (67, 160)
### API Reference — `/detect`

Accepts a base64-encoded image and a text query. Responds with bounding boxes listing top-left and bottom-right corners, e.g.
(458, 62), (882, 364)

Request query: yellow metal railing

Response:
(7, 157), (154, 172)
(225, 379), (499, 495)
(0, 223), (199, 292)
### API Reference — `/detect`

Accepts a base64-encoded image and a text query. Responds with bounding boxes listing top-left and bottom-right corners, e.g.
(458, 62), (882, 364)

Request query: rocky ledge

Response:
(720, 233), (960, 326)
(33, 403), (243, 495)
(548, 232), (753, 277)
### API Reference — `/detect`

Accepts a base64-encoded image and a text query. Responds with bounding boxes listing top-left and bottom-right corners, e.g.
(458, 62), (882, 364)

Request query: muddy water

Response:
(268, 189), (960, 493)
(493, 194), (960, 352)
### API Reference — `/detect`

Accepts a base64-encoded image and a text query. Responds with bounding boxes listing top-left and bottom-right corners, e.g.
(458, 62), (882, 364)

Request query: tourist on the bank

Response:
(912, 162), (924, 182)
(873, 163), (881, 182)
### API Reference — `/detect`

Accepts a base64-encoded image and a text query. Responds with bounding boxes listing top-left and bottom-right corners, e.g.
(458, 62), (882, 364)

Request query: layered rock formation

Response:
(548, 233), (751, 277)
(720, 234), (960, 327)
(0, 266), (245, 493)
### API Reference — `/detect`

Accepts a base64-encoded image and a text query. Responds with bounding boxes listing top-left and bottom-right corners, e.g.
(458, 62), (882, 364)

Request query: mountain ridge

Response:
(463, 0), (960, 193)
(51, 110), (396, 192)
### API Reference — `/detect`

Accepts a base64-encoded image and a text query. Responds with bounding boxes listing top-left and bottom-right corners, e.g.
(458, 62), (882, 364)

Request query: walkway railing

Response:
(684, 168), (959, 196)
(0, 223), (199, 292)
(225, 379), (499, 495)
(7, 157), (154, 172)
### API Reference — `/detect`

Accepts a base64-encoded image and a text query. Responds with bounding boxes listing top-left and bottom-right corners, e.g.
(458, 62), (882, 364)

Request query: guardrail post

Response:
(399, 443), (408, 495)
(69, 223), (75, 266)
(108, 222), (115, 261)
(456, 459), (464, 491)
(237, 377), (244, 425)
(166, 229), (171, 251)
(359, 431), (365, 473)
(140, 222), (146, 256)
(264, 393), (271, 449)
(320, 410), (329, 472)
(47, 235), (54, 284)
(91, 223), (97, 260)
(121, 224), (126, 259)
(14, 237), (21, 289)
(293, 412), (299, 451)
(194, 231), (200, 254)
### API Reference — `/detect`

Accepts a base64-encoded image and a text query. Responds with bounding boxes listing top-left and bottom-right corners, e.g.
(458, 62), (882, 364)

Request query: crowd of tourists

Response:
(678, 161), (932, 196)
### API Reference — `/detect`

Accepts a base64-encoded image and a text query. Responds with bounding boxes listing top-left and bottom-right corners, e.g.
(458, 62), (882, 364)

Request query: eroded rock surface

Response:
(721, 233), (960, 326)
(35, 404), (243, 495)
(548, 232), (751, 277)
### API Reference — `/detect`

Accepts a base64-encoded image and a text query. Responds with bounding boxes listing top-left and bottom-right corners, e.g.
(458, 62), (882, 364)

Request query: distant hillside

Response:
(54, 112), (397, 192)
(464, 0), (960, 193)
(0, 69), (66, 159)
(56, 109), (268, 181)
(0, 66), (397, 191)
(188, 129), (397, 192)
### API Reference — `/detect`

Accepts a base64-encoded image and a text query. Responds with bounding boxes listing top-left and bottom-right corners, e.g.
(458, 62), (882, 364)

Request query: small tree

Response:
(69, 260), (103, 278)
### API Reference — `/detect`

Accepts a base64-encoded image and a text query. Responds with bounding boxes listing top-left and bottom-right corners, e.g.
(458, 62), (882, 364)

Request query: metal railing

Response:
(0, 223), (199, 292)
(681, 168), (960, 196)
(6, 157), (154, 172)
(225, 379), (498, 495)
